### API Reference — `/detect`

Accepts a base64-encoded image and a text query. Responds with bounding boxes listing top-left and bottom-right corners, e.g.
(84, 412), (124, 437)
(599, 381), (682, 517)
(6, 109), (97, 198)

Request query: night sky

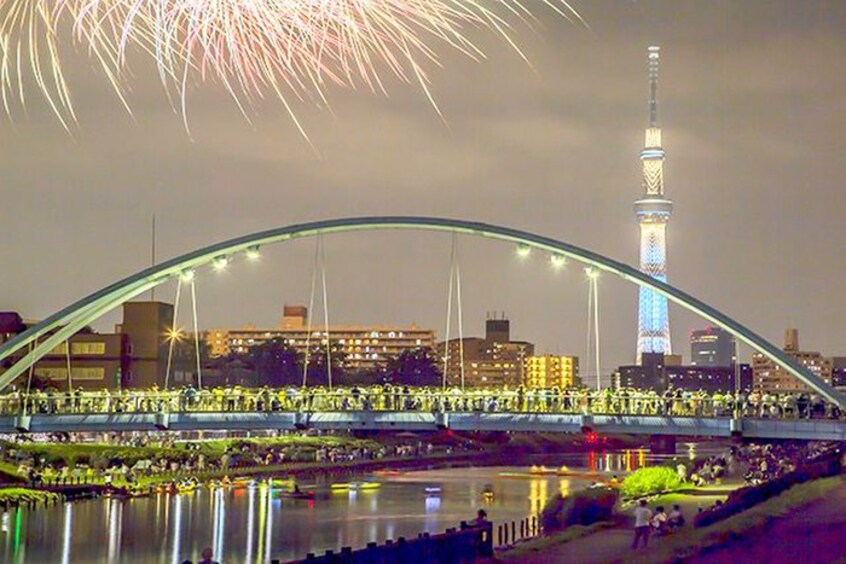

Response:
(1, 1), (844, 373)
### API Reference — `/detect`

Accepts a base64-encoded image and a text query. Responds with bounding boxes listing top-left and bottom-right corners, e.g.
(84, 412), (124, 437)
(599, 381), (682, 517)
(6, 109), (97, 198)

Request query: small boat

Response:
(332, 482), (381, 491)
(350, 482), (380, 491)
(528, 466), (555, 476)
(176, 480), (199, 494)
(232, 477), (258, 489)
(276, 490), (316, 500)
(268, 478), (295, 489)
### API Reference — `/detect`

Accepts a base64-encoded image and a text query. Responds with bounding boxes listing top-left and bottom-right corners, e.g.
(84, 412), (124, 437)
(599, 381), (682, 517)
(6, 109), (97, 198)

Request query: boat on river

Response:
(331, 482), (381, 491)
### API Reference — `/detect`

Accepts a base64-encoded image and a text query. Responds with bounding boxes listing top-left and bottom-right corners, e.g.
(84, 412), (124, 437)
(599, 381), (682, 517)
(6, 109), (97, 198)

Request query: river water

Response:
(0, 450), (658, 563)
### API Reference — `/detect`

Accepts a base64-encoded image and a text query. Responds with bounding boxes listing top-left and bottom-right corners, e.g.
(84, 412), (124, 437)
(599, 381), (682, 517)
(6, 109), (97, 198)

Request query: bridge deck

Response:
(4, 411), (846, 441)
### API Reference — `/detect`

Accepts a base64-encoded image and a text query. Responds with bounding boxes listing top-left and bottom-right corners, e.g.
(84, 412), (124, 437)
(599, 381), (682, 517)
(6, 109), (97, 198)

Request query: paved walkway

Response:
(514, 494), (725, 564)
(513, 482), (846, 564)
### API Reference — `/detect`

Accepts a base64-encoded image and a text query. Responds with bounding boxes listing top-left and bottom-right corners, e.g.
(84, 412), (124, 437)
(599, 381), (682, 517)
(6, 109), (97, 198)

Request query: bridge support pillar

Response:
(14, 415), (30, 433)
(294, 412), (309, 430)
(730, 418), (744, 442)
(435, 412), (449, 430)
(649, 435), (677, 455)
(154, 413), (170, 431)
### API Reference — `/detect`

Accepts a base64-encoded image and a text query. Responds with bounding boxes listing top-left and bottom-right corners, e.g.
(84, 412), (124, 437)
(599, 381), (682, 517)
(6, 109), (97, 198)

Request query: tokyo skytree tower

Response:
(635, 45), (673, 363)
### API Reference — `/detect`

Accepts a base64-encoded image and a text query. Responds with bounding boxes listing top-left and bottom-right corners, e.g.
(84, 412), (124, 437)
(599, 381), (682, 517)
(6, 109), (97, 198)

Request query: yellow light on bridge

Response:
(516, 244), (531, 258)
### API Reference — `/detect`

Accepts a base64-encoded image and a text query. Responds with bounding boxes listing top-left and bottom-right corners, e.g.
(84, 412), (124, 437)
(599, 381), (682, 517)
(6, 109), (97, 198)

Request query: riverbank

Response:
(494, 476), (844, 563)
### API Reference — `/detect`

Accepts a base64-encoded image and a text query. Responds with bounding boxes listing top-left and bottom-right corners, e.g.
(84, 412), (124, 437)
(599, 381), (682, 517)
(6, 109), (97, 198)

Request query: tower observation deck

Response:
(635, 45), (673, 363)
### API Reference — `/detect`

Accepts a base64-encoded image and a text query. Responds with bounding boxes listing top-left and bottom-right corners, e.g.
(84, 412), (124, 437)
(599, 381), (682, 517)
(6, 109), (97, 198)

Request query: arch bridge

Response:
(1, 216), (843, 433)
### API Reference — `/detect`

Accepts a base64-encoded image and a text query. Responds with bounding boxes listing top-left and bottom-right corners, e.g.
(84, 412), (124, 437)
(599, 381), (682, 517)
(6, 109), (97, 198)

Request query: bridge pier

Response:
(14, 415), (30, 433)
(649, 435), (677, 455)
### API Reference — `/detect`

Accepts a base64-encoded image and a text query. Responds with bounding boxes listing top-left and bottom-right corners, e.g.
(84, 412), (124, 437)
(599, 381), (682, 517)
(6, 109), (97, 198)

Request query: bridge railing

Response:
(0, 389), (834, 421)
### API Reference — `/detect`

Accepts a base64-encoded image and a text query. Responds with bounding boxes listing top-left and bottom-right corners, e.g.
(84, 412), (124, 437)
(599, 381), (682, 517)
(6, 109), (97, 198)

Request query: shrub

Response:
(620, 466), (683, 499)
(541, 487), (619, 532)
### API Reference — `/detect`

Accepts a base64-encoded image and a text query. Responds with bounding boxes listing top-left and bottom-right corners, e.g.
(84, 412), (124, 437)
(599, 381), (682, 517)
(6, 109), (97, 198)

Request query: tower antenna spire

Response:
(648, 45), (660, 127)
(635, 45), (672, 364)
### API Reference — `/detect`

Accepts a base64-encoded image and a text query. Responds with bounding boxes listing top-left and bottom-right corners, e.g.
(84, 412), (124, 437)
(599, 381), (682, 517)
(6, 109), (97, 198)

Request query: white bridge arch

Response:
(1, 216), (841, 408)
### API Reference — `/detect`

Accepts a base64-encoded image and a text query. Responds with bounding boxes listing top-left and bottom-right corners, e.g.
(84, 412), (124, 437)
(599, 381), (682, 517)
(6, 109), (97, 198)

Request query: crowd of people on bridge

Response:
(0, 384), (842, 420)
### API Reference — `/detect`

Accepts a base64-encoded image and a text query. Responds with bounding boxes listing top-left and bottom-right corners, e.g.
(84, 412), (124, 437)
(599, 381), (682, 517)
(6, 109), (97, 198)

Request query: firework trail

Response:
(0, 1), (582, 132)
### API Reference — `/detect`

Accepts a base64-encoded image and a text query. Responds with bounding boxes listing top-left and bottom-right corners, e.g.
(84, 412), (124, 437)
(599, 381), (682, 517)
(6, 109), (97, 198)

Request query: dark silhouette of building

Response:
(615, 352), (751, 393)
(690, 326), (735, 367)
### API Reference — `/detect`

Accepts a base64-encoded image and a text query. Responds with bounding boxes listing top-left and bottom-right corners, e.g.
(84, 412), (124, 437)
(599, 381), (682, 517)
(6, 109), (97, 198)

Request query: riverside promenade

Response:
(502, 478), (846, 563)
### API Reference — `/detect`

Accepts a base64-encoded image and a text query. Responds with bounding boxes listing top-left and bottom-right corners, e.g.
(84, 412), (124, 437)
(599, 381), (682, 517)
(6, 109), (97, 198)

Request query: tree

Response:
(386, 347), (442, 386)
(303, 342), (347, 387)
(248, 338), (303, 387)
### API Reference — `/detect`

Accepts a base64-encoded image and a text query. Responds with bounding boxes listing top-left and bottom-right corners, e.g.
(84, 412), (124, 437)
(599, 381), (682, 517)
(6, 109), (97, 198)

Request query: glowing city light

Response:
(550, 254), (567, 269)
(245, 246), (261, 261)
(213, 256), (229, 271)
(516, 244), (532, 258)
(166, 328), (184, 342)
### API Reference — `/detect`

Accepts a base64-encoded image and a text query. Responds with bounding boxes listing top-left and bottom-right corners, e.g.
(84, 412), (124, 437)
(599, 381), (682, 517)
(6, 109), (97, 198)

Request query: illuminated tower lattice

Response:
(635, 45), (672, 363)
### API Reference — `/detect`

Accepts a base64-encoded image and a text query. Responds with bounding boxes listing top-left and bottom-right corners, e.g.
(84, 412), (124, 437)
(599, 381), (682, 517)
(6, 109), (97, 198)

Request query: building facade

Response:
(206, 305), (435, 372)
(0, 302), (196, 391)
(523, 355), (580, 389)
(690, 326), (735, 367)
(752, 329), (833, 392)
(435, 316), (534, 388)
(615, 352), (751, 393)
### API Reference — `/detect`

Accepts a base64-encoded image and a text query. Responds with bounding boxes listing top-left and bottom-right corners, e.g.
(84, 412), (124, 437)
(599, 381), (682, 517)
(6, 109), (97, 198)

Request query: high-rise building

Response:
(752, 328), (833, 392)
(690, 327), (735, 367)
(524, 355), (580, 389)
(635, 45), (673, 364)
(206, 305), (435, 372)
(436, 314), (534, 388)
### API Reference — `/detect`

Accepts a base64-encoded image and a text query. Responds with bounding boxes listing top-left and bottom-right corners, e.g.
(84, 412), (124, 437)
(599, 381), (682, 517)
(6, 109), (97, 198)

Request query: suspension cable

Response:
(164, 278), (183, 390)
(65, 339), (73, 393)
(442, 236), (456, 390)
(593, 276), (601, 391)
(319, 235), (333, 390)
(454, 236), (465, 391)
(302, 237), (320, 388)
(190, 277), (203, 389)
(586, 271), (594, 389)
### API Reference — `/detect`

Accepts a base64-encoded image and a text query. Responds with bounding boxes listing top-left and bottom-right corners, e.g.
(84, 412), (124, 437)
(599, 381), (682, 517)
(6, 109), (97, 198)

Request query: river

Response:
(0, 449), (661, 563)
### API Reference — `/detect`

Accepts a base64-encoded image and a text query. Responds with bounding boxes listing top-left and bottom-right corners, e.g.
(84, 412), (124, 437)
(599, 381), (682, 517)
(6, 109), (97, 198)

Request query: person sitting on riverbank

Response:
(651, 506), (669, 536)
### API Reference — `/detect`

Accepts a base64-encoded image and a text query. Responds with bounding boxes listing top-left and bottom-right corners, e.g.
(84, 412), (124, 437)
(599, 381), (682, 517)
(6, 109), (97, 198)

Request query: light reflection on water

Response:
(0, 450), (665, 563)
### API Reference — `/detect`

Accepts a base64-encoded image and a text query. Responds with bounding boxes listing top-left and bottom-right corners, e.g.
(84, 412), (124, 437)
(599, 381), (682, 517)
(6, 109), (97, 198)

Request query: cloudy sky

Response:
(1, 0), (844, 373)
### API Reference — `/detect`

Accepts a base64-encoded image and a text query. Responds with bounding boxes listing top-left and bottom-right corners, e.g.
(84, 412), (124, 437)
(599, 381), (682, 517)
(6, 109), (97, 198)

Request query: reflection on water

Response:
(0, 451), (665, 563)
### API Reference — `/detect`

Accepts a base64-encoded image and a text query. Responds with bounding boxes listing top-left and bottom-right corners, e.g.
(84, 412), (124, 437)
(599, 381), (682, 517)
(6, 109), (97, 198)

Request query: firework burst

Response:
(0, 0), (582, 133)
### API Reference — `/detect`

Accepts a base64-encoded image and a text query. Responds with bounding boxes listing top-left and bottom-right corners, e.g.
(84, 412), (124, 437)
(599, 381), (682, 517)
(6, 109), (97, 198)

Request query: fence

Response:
(283, 521), (493, 563)
(494, 515), (542, 548)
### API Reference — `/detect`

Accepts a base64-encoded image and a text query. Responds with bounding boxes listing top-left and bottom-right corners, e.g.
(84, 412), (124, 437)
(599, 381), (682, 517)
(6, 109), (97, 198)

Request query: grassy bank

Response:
(0, 487), (62, 507)
(652, 475), (845, 561)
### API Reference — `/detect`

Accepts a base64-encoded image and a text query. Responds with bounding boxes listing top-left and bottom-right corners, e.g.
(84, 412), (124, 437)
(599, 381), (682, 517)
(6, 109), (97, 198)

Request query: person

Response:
(198, 548), (218, 564)
(632, 500), (652, 549)
(668, 504), (685, 530)
(472, 509), (489, 527)
(651, 506), (669, 536)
